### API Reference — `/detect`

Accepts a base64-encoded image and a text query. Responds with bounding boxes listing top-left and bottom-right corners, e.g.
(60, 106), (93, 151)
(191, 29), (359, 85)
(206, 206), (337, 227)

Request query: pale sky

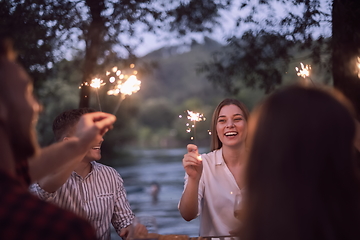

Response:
(130, 2), (242, 57)
(64, 1), (331, 59)
(132, 0), (331, 57)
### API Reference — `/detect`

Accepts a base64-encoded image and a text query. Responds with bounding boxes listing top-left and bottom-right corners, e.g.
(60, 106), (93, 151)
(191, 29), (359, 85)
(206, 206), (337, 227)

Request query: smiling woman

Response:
(178, 98), (249, 236)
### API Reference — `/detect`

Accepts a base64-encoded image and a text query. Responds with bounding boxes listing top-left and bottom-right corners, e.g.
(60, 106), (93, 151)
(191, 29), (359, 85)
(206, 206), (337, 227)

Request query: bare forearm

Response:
(179, 178), (200, 221)
(28, 138), (87, 184)
(36, 161), (80, 193)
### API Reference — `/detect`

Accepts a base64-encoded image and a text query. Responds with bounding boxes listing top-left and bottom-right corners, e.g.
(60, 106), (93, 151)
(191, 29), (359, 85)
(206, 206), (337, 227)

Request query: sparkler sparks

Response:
(295, 62), (314, 84)
(187, 110), (205, 122)
(89, 78), (106, 111)
(107, 65), (141, 115)
(90, 78), (105, 89)
(295, 63), (311, 78)
(179, 110), (206, 141)
(78, 64), (141, 113)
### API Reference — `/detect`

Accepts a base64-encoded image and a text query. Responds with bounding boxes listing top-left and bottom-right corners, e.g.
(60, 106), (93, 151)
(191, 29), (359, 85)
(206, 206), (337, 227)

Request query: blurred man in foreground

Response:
(0, 37), (116, 239)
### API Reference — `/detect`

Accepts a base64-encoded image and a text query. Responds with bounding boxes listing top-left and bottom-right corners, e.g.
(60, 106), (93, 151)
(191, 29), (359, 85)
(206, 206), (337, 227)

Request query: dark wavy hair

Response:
(240, 84), (360, 240)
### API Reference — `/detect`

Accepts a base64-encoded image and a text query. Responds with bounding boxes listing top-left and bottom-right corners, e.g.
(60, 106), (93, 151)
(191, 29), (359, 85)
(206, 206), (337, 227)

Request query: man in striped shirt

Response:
(31, 108), (146, 240)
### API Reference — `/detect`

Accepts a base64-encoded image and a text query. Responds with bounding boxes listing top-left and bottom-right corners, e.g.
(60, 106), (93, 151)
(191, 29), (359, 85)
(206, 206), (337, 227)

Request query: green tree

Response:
(1, 0), (232, 107)
(0, 0), (74, 89)
(198, 0), (360, 117)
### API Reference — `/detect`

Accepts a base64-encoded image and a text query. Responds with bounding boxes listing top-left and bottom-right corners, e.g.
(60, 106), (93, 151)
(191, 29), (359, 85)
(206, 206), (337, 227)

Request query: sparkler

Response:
(295, 62), (314, 84)
(107, 69), (141, 115)
(179, 110), (206, 142)
(90, 78), (105, 111)
(78, 63), (141, 114)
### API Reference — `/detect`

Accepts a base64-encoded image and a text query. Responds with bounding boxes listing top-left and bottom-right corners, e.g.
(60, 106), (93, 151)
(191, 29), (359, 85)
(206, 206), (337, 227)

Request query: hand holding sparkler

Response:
(182, 144), (203, 180)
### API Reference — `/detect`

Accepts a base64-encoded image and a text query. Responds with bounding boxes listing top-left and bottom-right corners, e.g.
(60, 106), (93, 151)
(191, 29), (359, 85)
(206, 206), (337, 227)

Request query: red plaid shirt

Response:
(0, 170), (98, 240)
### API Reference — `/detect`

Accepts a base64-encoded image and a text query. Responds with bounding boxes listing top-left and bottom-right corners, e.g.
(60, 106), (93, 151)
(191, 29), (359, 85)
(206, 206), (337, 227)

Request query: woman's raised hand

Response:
(182, 144), (203, 180)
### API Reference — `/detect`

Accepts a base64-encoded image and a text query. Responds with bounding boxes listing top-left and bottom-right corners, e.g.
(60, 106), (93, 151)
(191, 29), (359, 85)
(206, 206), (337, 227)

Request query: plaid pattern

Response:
(0, 171), (98, 240)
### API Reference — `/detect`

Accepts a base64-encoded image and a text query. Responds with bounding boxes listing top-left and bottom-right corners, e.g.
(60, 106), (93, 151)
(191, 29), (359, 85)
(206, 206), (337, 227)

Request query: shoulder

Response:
(201, 148), (223, 166)
(93, 162), (120, 176)
(92, 162), (123, 184)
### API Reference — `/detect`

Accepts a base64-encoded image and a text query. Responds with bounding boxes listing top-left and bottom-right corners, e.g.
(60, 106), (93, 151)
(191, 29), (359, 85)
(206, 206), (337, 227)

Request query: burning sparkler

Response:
(78, 63), (141, 114)
(107, 65), (141, 115)
(179, 110), (206, 142)
(90, 78), (105, 111)
(295, 62), (314, 84)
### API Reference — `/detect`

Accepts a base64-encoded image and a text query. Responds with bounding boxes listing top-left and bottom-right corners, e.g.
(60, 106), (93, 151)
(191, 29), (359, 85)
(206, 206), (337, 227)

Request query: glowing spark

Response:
(89, 78), (105, 111)
(120, 75), (141, 95)
(107, 75), (141, 96)
(106, 64), (141, 115)
(106, 71), (110, 76)
(180, 110), (206, 141)
(187, 110), (205, 122)
(109, 77), (116, 83)
(295, 63), (311, 79)
(90, 78), (105, 89)
(79, 82), (89, 89)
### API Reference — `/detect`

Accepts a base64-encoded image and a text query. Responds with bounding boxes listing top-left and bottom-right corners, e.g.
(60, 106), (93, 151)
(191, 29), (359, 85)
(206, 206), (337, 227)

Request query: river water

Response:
(110, 148), (207, 239)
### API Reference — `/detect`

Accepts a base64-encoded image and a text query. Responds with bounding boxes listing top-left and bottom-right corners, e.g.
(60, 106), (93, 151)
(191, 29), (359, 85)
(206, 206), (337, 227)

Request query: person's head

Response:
(241, 84), (360, 240)
(210, 98), (249, 151)
(0, 37), (41, 161)
(53, 108), (103, 161)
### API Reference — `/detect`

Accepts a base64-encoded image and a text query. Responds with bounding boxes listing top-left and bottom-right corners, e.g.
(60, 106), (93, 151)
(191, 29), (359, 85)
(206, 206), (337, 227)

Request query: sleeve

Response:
(197, 163), (205, 216)
(111, 172), (135, 235)
(29, 183), (57, 201)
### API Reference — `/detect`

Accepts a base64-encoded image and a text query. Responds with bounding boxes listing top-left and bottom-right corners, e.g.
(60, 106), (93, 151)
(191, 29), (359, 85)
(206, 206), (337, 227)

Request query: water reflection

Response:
(111, 148), (207, 239)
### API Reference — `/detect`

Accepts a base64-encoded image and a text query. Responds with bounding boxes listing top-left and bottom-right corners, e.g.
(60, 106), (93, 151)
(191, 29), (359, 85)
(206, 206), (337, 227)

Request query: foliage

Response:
(0, 0), (74, 89)
(197, 0), (360, 117)
(1, 0), (233, 106)
(199, 0), (332, 94)
(36, 59), (139, 161)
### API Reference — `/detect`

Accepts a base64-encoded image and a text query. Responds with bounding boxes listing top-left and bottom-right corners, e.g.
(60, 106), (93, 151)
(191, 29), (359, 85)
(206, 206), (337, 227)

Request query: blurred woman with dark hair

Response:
(240, 84), (360, 240)
(179, 98), (249, 236)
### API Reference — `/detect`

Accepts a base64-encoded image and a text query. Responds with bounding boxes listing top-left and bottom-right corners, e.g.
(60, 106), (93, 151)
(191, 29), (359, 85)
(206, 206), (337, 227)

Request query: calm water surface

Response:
(111, 148), (207, 239)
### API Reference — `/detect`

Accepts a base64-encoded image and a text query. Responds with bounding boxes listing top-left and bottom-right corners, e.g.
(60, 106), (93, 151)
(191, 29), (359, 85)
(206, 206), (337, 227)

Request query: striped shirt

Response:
(30, 161), (135, 240)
